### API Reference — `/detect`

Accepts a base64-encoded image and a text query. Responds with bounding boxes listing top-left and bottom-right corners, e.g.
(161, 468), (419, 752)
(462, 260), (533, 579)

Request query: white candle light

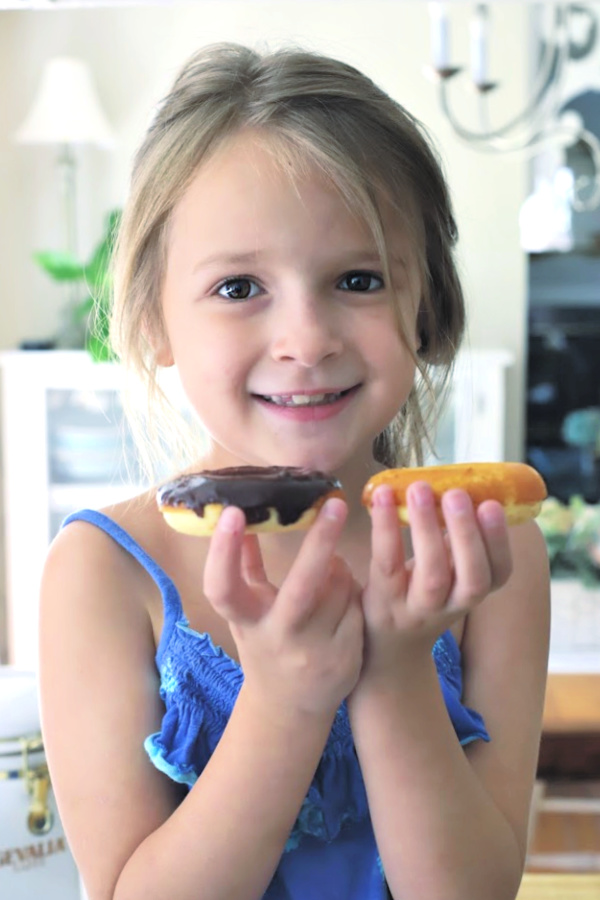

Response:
(429, 2), (450, 71)
(470, 4), (490, 85)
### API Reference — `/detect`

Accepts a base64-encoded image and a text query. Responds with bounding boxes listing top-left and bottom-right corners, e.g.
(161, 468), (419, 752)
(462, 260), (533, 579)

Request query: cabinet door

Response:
(46, 386), (142, 539)
(1, 351), (145, 668)
(2, 358), (51, 668)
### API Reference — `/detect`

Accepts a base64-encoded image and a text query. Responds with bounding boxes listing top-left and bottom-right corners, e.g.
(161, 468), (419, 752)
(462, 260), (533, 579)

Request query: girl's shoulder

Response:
(43, 489), (183, 650)
(51, 489), (173, 590)
(45, 490), (151, 594)
(55, 486), (200, 574)
(50, 488), (234, 661)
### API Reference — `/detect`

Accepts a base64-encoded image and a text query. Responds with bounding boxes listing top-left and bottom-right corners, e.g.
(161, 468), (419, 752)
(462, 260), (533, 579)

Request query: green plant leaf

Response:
(33, 251), (86, 282)
(34, 208), (122, 359)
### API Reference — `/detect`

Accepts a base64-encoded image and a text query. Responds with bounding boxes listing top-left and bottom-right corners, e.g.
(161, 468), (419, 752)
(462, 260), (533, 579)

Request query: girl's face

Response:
(160, 131), (421, 477)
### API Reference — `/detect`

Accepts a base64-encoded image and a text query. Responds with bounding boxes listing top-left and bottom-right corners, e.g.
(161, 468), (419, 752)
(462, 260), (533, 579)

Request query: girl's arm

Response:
(40, 502), (362, 900)
(348, 488), (550, 900)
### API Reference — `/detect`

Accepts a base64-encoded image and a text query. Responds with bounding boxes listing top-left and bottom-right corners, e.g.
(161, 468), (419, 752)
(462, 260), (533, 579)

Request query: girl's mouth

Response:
(256, 387), (356, 408)
(252, 385), (361, 421)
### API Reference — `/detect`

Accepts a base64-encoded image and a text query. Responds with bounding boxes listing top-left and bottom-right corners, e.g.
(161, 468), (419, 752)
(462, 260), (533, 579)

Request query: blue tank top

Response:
(63, 509), (489, 899)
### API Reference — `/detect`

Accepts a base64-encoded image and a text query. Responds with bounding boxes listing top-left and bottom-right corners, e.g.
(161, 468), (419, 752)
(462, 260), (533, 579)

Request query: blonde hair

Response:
(110, 42), (465, 480)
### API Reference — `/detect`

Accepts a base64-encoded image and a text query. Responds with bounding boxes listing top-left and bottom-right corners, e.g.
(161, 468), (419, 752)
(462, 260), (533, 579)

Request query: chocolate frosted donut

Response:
(157, 465), (344, 535)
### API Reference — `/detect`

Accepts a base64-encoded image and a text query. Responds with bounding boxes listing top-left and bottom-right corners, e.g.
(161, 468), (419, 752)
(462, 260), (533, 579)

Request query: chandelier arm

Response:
(439, 4), (570, 144)
(528, 4), (572, 122)
(482, 127), (580, 157)
(439, 122), (582, 159)
(537, 8), (577, 123)
(440, 61), (558, 145)
(447, 127), (600, 211)
(431, 5), (600, 211)
(470, 114), (600, 211)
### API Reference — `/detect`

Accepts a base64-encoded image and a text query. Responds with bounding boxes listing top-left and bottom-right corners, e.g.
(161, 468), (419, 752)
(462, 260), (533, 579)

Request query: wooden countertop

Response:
(517, 874), (600, 899)
(543, 674), (600, 733)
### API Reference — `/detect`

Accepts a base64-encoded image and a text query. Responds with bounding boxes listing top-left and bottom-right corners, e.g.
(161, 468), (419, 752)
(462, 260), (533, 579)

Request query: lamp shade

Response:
(14, 57), (115, 147)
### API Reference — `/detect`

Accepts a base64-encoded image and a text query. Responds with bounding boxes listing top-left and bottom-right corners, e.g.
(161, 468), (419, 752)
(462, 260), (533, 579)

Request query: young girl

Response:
(39, 43), (550, 900)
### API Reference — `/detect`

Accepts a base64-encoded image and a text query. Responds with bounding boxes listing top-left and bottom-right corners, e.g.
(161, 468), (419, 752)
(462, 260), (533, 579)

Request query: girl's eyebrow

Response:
(193, 249), (409, 273)
(355, 251), (409, 271)
(193, 251), (260, 272)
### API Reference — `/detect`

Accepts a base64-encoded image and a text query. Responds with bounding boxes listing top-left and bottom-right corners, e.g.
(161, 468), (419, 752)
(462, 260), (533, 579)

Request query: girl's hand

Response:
(202, 498), (364, 719)
(358, 481), (513, 683)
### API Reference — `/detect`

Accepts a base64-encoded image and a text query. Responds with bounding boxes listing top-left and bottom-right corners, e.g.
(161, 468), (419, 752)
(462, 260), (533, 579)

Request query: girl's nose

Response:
(270, 298), (344, 367)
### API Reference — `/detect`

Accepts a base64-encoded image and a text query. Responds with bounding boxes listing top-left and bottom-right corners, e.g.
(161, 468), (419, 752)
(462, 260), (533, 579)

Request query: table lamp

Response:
(14, 56), (115, 261)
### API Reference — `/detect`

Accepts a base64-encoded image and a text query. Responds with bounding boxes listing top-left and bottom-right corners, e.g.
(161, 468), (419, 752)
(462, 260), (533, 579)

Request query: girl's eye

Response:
(216, 277), (261, 302)
(338, 271), (384, 292)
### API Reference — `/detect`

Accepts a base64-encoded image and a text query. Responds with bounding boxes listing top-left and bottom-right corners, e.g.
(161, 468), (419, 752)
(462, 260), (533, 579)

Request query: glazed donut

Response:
(157, 465), (344, 536)
(361, 462), (547, 527)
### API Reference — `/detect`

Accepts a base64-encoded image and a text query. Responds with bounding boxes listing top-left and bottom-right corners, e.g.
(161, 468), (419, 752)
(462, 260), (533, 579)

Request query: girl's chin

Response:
(201, 437), (376, 475)
(268, 449), (375, 477)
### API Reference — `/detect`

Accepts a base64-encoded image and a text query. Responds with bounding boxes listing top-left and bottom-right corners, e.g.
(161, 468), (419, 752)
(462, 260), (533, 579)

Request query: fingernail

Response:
(478, 501), (506, 528)
(322, 497), (347, 521)
(408, 482), (434, 509)
(372, 485), (396, 508)
(443, 490), (470, 516)
(218, 506), (243, 533)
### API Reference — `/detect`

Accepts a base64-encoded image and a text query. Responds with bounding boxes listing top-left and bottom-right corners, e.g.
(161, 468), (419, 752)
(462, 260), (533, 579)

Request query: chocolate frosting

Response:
(157, 466), (342, 526)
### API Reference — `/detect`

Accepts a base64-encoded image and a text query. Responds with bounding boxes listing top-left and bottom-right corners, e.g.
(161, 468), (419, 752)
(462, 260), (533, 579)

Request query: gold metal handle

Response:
(0, 733), (54, 833)
(27, 770), (53, 835)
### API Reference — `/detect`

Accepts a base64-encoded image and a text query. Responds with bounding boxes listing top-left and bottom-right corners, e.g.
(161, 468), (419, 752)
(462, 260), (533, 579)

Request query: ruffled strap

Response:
(433, 632), (490, 746)
(145, 621), (244, 785)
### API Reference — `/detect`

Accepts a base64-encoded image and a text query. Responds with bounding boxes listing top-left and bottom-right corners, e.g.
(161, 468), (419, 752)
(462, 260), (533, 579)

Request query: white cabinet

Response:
(426, 348), (515, 464)
(0, 347), (514, 670)
(0, 350), (145, 669)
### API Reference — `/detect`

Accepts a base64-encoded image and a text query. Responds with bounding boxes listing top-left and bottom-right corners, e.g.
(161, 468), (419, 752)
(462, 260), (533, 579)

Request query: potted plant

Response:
(33, 208), (121, 362)
(538, 495), (600, 586)
(538, 495), (600, 658)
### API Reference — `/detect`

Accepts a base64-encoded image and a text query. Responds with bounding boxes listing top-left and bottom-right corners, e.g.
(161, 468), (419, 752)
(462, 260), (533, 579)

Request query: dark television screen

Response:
(527, 305), (600, 502)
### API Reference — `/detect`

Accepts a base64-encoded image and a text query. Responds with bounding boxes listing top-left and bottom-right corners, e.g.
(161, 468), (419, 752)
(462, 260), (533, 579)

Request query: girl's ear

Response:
(154, 336), (174, 368)
(144, 319), (174, 367)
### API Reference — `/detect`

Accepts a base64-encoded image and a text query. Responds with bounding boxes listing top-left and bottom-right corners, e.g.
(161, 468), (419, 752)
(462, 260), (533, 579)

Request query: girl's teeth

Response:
(265, 392), (342, 407)
(290, 394), (326, 406)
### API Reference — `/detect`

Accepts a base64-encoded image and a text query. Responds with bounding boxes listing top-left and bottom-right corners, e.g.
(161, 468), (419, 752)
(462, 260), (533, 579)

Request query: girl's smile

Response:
(159, 130), (422, 476)
(251, 384), (361, 422)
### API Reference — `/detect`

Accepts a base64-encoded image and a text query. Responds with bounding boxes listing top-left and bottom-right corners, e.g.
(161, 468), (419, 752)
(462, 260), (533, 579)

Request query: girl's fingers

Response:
(202, 506), (250, 620)
(333, 577), (364, 644)
(309, 555), (358, 635)
(441, 490), (492, 608)
(279, 497), (348, 622)
(368, 485), (408, 593)
(241, 534), (268, 585)
(477, 500), (513, 589)
(405, 482), (452, 611)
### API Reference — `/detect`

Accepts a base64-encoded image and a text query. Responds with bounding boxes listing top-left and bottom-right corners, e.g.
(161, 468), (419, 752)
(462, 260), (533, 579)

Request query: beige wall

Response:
(0, 1), (530, 458)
